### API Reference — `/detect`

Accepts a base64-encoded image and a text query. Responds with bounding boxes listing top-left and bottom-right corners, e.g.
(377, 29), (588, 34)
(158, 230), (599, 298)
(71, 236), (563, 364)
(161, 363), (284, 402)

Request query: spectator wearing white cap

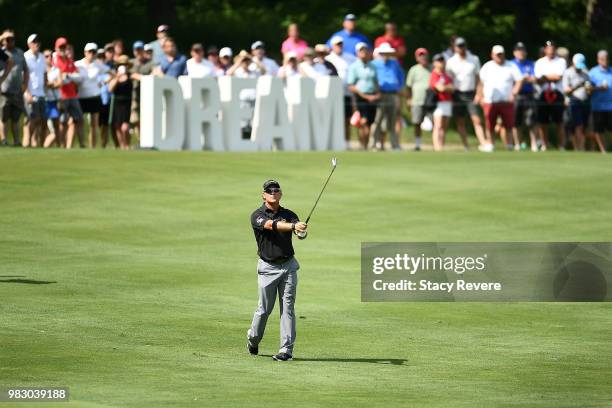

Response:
(76, 42), (108, 147)
(251, 41), (279, 76)
(278, 51), (299, 80)
(348, 42), (380, 149)
(562, 53), (590, 150)
(186, 43), (216, 78)
(23, 34), (46, 148)
(534, 40), (567, 150)
(325, 36), (356, 143)
(147, 24), (169, 66)
(314, 45), (338, 76)
(218, 47), (233, 74)
(370, 42), (404, 150)
(326, 13), (371, 57)
(446, 37), (487, 150)
(0, 29), (27, 147)
(477, 45), (523, 151)
(281, 23), (309, 60)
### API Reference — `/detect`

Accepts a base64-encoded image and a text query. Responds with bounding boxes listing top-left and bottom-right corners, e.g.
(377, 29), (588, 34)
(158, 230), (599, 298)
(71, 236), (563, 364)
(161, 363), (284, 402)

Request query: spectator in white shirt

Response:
(186, 43), (216, 78)
(76, 42), (108, 147)
(299, 47), (330, 78)
(251, 41), (279, 76)
(477, 45), (523, 151)
(534, 40), (567, 150)
(227, 50), (265, 139)
(446, 37), (487, 149)
(277, 51), (300, 80)
(23, 34), (47, 148)
(218, 47), (233, 75)
(325, 36), (356, 143)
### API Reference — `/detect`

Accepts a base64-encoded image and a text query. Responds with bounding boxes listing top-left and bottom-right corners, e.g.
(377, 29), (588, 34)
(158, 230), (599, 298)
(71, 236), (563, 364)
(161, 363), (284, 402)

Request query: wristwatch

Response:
(291, 222), (296, 231)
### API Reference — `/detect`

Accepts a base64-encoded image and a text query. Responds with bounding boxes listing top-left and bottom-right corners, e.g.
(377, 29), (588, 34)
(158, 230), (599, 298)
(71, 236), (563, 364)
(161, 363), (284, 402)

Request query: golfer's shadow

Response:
(261, 355), (407, 365)
(0, 276), (56, 284)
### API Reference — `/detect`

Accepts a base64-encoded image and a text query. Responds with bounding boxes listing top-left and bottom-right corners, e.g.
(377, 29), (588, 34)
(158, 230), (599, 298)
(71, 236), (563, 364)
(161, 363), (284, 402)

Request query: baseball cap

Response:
(330, 36), (344, 45)
(572, 53), (587, 70)
(251, 41), (264, 50)
(104, 42), (114, 52)
(191, 43), (204, 52)
(454, 37), (466, 47)
(514, 41), (526, 50)
(303, 47), (314, 57)
(207, 45), (218, 55)
(492, 45), (505, 55)
(96, 48), (104, 56)
(432, 53), (445, 62)
(415, 47), (429, 57)
(219, 47), (233, 58)
(344, 13), (356, 21)
(55, 37), (68, 49)
(263, 180), (281, 190)
(84, 42), (98, 52)
(133, 40), (145, 50)
(27, 34), (39, 44)
(355, 42), (368, 52)
(143, 44), (153, 52)
(545, 40), (555, 47)
(157, 24), (169, 33)
(285, 50), (298, 60)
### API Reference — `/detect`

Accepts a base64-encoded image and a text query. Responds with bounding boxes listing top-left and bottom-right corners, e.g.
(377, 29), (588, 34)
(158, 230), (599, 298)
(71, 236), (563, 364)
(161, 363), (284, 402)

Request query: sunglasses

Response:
(264, 188), (282, 194)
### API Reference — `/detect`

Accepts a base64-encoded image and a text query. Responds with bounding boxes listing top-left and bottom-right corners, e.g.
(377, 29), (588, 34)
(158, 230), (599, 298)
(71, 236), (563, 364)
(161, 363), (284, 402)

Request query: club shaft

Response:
(305, 166), (336, 224)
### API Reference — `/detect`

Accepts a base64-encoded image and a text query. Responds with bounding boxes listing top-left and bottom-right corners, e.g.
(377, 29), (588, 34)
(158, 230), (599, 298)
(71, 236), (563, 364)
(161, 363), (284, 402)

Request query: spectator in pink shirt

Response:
(281, 23), (308, 60)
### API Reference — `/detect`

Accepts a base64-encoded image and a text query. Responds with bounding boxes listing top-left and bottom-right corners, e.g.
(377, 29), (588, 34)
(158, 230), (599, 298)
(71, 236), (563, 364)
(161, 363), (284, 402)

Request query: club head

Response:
(331, 157), (337, 167)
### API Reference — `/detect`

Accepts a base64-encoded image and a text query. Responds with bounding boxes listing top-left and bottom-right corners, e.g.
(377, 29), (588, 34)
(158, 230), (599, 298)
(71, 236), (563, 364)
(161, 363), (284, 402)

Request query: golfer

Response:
(247, 180), (307, 361)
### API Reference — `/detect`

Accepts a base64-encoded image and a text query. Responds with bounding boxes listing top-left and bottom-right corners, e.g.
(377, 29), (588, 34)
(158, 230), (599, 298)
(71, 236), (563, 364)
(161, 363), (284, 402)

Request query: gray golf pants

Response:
(248, 257), (299, 355)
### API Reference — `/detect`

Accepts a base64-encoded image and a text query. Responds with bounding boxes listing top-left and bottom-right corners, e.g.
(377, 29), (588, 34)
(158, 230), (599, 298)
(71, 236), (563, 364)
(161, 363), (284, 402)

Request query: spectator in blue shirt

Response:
(370, 42), (405, 150)
(588, 50), (612, 153)
(327, 14), (370, 57)
(154, 37), (187, 78)
(511, 42), (538, 151)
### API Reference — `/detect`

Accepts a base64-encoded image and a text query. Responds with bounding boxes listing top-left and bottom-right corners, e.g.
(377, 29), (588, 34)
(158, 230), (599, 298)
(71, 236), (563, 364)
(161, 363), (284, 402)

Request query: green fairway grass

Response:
(1, 149), (611, 408)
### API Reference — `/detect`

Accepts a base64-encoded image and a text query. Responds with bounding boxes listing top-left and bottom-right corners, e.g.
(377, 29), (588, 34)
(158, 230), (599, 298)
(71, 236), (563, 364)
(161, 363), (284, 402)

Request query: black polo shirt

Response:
(251, 204), (299, 262)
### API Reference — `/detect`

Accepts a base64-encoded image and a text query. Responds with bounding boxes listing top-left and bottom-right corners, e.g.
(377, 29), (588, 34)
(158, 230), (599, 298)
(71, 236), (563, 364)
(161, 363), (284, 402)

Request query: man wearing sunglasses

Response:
(248, 179), (307, 362)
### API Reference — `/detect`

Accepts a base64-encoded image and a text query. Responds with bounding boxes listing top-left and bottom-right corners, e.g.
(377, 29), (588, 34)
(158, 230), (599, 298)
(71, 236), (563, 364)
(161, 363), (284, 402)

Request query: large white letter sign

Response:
(179, 77), (223, 151)
(285, 76), (316, 151)
(313, 76), (346, 150)
(218, 76), (258, 151)
(251, 76), (295, 151)
(140, 76), (185, 150)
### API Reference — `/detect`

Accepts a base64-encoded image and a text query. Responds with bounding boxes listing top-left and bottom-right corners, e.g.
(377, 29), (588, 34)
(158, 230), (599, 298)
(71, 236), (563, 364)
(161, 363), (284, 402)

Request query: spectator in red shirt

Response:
(429, 53), (454, 151)
(53, 37), (84, 148)
(281, 23), (308, 61)
(374, 22), (406, 65)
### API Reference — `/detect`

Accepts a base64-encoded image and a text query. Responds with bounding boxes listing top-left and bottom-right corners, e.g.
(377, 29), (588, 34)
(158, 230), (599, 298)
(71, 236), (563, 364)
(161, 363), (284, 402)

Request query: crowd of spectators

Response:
(1, 13), (611, 152)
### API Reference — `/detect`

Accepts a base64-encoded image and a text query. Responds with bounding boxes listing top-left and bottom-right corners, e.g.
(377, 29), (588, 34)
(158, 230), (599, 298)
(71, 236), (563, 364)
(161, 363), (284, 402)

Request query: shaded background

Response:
(1, 0), (612, 63)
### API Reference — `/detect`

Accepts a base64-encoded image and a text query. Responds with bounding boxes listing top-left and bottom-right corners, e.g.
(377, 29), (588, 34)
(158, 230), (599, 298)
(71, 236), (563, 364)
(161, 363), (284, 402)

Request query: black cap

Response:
(514, 42), (526, 50)
(263, 180), (280, 190)
(432, 53), (445, 61)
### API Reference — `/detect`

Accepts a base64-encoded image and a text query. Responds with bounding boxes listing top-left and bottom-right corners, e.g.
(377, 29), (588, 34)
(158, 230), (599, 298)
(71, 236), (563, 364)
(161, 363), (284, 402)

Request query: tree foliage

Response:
(1, 0), (609, 64)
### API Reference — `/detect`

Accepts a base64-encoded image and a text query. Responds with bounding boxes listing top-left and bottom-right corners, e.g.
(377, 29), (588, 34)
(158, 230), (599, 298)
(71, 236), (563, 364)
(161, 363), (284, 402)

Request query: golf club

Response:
(297, 157), (338, 239)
